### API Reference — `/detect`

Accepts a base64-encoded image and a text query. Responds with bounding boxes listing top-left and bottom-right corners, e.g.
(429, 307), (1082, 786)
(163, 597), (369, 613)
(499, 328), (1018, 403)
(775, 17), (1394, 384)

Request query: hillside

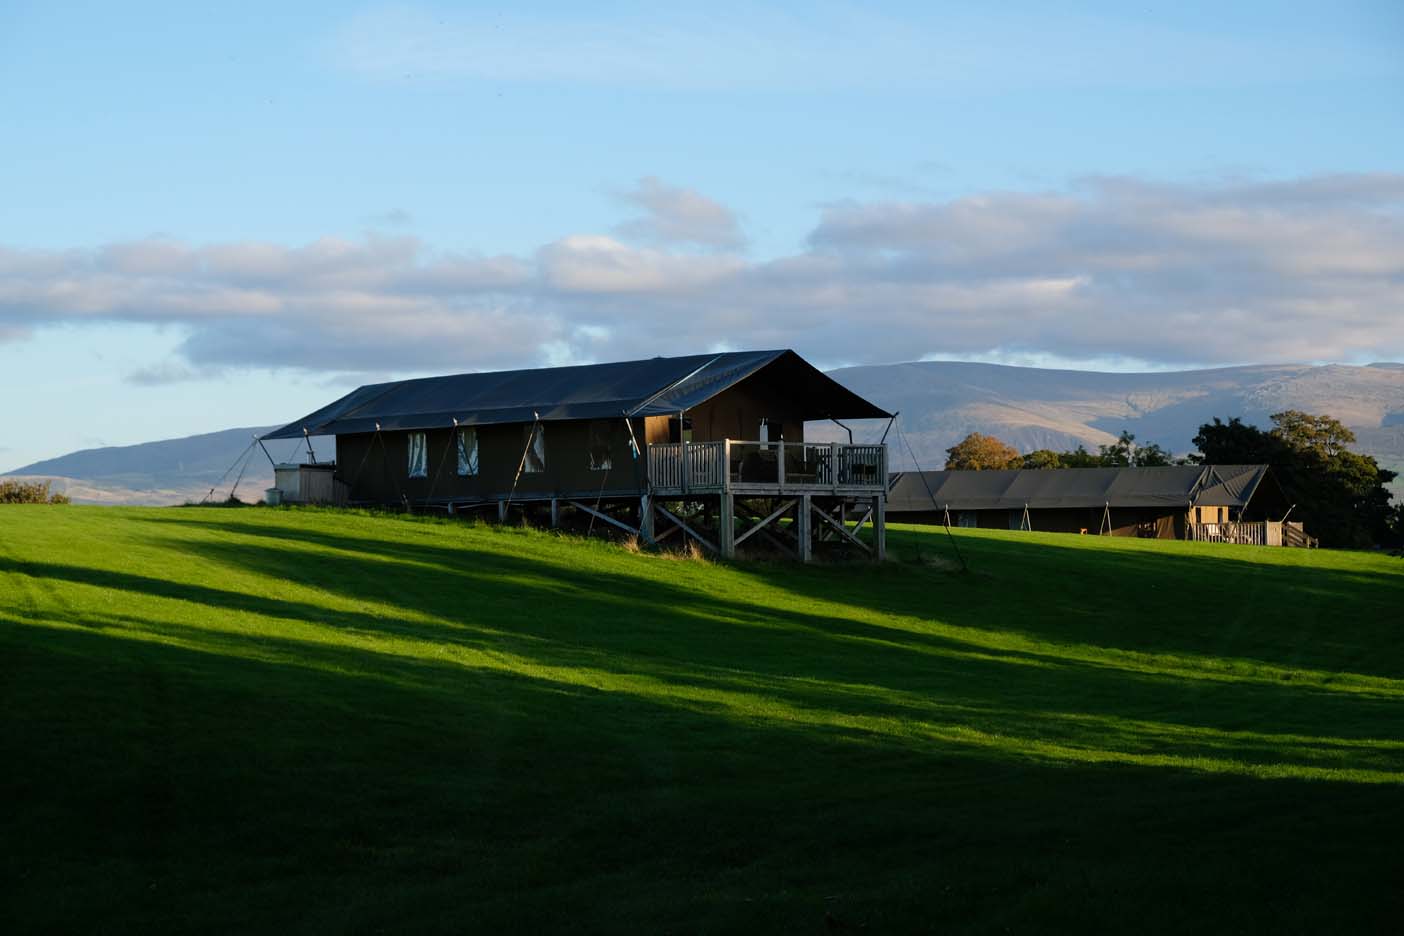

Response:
(3, 507), (1401, 932)
(10, 362), (1404, 505)
(3, 427), (326, 505)
(7, 361), (1404, 505)
(815, 361), (1404, 492)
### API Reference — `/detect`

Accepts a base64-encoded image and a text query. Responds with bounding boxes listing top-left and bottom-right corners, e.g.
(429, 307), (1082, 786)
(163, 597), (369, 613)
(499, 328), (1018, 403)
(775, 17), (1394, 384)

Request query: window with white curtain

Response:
(523, 423), (546, 473)
(587, 420), (613, 471)
(407, 431), (427, 478)
(456, 428), (479, 476)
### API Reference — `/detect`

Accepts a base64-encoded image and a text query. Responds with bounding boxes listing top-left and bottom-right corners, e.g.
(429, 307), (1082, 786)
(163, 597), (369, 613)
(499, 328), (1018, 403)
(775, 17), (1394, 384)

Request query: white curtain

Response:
(588, 421), (612, 471)
(457, 428), (479, 476)
(407, 432), (427, 478)
(523, 424), (546, 473)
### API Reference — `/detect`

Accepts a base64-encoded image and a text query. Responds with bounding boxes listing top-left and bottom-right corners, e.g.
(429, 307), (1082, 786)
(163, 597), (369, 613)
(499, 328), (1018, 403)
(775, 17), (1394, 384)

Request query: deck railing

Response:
(1189, 521), (1266, 546)
(648, 440), (886, 494)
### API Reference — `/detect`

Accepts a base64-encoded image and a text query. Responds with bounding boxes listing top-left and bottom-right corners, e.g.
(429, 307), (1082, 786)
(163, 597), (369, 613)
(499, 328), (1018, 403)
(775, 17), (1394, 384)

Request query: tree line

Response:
(944, 430), (1174, 471)
(941, 410), (1400, 548)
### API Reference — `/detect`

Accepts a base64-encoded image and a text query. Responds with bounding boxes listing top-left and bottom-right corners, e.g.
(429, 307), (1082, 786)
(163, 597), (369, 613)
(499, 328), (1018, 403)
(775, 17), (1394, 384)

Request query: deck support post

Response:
(640, 494), (655, 544)
(872, 494), (887, 561)
(549, 498), (559, 528)
(797, 494), (812, 562)
(720, 493), (735, 559)
(497, 499), (507, 523)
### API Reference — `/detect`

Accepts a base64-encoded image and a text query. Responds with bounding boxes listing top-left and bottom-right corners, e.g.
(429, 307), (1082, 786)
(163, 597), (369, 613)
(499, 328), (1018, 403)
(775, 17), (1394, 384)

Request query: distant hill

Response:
(3, 426), (325, 505)
(810, 360), (1404, 497)
(9, 361), (1403, 504)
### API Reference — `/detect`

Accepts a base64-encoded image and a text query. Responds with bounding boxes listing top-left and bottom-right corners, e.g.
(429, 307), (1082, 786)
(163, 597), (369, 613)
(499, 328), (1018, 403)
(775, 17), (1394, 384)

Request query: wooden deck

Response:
(646, 440), (887, 496)
(1188, 520), (1317, 547)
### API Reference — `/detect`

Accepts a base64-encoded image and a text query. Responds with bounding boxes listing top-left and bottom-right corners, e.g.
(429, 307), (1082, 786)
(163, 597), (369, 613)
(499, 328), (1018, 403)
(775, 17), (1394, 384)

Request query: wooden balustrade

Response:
(647, 440), (887, 495)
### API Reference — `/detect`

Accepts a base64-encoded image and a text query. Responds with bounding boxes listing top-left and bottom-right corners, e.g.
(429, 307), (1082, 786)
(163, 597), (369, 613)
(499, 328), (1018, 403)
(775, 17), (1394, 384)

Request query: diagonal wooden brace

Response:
(812, 502), (872, 552)
(566, 500), (640, 537)
(655, 504), (718, 554)
(734, 498), (798, 548)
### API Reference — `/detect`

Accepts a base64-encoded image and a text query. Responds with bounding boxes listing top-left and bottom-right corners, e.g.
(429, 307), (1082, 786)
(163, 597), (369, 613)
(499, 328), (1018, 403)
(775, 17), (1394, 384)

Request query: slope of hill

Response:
(3, 427), (325, 505)
(8, 361), (1403, 505)
(815, 360), (1404, 493)
(2, 507), (1401, 932)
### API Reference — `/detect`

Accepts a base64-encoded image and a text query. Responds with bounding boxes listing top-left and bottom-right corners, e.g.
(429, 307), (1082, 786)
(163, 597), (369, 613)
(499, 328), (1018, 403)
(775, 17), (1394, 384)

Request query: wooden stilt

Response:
(720, 493), (735, 559)
(640, 494), (655, 543)
(497, 500), (507, 523)
(873, 494), (887, 561)
(550, 498), (560, 528)
(797, 494), (812, 562)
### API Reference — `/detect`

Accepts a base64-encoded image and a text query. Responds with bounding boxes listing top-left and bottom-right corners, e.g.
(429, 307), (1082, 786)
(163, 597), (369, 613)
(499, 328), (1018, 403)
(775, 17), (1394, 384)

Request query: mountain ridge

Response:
(8, 361), (1402, 504)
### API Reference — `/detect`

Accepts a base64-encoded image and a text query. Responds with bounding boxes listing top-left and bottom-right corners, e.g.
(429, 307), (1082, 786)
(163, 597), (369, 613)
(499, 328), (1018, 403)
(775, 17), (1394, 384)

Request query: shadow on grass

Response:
(4, 609), (1403, 935)
(7, 504), (1404, 934)
(8, 511), (1403, 779)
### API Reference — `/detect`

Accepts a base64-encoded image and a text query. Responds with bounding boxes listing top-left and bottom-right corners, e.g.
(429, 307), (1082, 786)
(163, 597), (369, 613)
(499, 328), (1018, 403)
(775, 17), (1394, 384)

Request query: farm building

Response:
(261, 350), (893, 560)
(887, 465), (1313, 546)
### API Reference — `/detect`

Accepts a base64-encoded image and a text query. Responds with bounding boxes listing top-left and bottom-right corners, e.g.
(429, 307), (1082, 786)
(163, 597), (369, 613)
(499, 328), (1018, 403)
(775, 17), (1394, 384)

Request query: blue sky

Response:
(2, 1), (1402, 469)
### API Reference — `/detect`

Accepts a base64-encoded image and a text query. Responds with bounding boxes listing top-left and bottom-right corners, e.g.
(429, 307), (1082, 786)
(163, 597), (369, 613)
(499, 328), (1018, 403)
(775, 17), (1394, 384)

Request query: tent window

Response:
(523, 423), (546, 474)
(407, 432), (427, 478)
(456, 428), (479, 477)
(588, 421), (613, 471)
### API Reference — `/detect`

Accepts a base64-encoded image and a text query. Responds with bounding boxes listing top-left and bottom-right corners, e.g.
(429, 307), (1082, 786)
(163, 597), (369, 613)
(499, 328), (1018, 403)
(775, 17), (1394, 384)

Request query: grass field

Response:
(2, 506), (1402, 933)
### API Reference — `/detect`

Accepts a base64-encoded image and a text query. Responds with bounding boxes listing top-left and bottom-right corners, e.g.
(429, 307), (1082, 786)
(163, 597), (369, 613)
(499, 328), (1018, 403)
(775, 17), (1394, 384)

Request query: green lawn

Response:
(2, 506), (1402, 933)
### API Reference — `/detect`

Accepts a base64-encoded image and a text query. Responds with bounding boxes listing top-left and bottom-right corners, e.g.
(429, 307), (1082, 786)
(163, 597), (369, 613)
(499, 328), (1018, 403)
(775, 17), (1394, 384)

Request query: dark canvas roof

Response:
(263, 350), (890, 440)
(887, 465), (1272, 513)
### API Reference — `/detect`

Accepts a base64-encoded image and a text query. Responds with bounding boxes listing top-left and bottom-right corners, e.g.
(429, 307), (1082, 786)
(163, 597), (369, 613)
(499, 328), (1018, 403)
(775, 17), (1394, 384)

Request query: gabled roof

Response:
(887, 465), (1272, 513)
(262, 350), (890, 440)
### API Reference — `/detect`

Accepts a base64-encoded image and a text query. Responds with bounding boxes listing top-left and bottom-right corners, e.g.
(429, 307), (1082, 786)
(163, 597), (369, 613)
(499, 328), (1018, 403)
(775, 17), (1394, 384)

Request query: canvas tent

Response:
(887, 465), (1288, 540)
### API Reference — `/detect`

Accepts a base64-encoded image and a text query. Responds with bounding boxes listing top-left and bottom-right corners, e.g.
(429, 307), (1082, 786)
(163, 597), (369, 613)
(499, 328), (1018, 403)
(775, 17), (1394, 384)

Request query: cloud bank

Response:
(1, 174), (1401, 379)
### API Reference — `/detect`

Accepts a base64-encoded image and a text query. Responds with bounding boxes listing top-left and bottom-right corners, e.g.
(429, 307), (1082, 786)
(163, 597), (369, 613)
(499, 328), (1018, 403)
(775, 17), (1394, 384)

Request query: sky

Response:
(2, 1), (1402, 470)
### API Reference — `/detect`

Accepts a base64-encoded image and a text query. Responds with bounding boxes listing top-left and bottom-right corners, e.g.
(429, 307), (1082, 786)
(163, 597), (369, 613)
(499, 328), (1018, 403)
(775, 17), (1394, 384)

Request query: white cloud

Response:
(2, 173), (1402, 379)
(538, 235), (743, 293)
(613, 177), (744, 249)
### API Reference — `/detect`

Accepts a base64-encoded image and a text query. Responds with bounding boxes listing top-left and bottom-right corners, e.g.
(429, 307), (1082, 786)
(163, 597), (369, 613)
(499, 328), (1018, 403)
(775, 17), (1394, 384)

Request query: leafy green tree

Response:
(1097, 431), (1137, 467)
(944, 433), (1022, 470)
(1057, 445), (1104, 468)
(1049, 432), (1175, 468)
(1021, 449), (1063, 470)
(1270, 410), (1356, 458)
(1193, 413), (1398, 548)
(1132, 441), (1174, 467)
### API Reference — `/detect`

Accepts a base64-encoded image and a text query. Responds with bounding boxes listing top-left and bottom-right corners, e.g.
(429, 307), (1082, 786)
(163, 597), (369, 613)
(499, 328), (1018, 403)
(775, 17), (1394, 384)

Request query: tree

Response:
(1193, 413), (1398, 548)
(1021, 449), (1063, 470)
(1270, 410), (1356, 459)
(1045, 432), (1176, 468)
(1057, 445), (1104, 468)
(945, 432), (1022, 470)
(1094, 430), (1175, 467)
(1097, 430), (1137, 467)
(1133, 441), (1174, 467)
